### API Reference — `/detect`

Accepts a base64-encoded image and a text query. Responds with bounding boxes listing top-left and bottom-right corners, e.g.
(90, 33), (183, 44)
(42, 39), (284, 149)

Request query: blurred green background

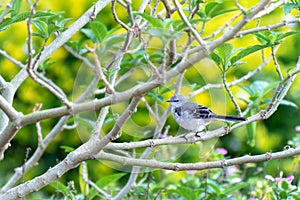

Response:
(0, 0), (300, 198)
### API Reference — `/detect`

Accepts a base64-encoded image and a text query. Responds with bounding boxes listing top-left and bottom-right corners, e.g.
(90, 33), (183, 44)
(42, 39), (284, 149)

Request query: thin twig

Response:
(236, 18), (300, 38)
(22, 147), (31, 184)
(254, 0), (285, 19)
(125, 0), (134, 25)
(271, 46), (283, 80)
(173, 0), (210, 56)
(26, 0), (72, 108)
(63, 44), (96, 72)
(203, 13), (241, 40)
(142, 97), (159, 122)
(235, 0), (246, 14)
(222, 73), (242, 116)
(0, 0), (15, 23)
(112, 0), (130, 30)
(0, 49), (25, 68)
(85, 178), (111, 199)
(33, 103), (44, 148)
(86, 44), (115, 94)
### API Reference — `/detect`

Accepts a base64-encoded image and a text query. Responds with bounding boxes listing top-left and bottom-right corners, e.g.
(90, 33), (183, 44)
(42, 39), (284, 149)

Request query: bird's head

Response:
(166, 94), (187, 107)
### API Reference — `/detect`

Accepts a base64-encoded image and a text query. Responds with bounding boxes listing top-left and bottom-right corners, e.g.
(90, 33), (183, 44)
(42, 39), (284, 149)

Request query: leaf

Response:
(0, 11), (56, 31)
(47, 23), (58, 37)
(255, 32), (271, 44)
(79, 162), (89, 196)
(105, 26), (121, 38)
(283, 3), (299, 15)
(50, 181), (68, 193)
(11, 0), (22, 17)
(261, 81), (279, 96)
(134, 12), (163, 28)
(281, 180), (290, 190)
(247, 110), (256, 146)
(263, 99), (298, 108)
(81, 28), (95, 42)
(211, 8), (238, 18)
(97, 173), (126, 189)
(217, 43), (234, 62)
(105, 34), (126, 48)
(210, 52), (222, 67)
(249, 81), (269, 97)
(214, 43), (234, 70)
(275, 31), (299, 43)
(280, 99), (298, 108)
(223, 182), (248, 195)
(231, 44), (271, 65)
(56, 17), (73, 31)
(89, 20), (107, 42)
(177, 186), (196, 200)
(205, 2), (220, 17)
(239, 85), (255, 96)
(32, 19), (49, 39)
(60, 145), (75, 153)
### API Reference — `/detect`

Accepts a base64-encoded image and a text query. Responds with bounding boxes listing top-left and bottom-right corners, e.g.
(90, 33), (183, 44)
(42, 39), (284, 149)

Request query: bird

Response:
(167, 94), (246, 136)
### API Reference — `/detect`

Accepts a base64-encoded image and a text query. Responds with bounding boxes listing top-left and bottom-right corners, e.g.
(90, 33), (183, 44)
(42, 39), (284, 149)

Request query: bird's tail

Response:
(214, 115), (246, 122)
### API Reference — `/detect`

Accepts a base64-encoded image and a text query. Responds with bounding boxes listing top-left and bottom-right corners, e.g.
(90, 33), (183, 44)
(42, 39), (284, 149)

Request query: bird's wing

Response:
(183, 102), (214, 119)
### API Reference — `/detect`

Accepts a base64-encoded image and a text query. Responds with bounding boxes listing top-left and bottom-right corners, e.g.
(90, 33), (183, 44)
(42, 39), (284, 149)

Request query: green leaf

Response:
(11, 0), (22, 17)
(105, 34), (126, 48)
(32, 19), (49, 39)
(81, 28), (97, 42)
(177, 186), (196, 200)
(281, 180), (290, 190)
(60, 145), (75, 153)
(280, 99), (298, 108)
(0, 11), (57, 31)
(263, 99), (298, 108)
(214, 43), (234, 70)
(105, 26), (121, 38)
(210, 52), (222, 67)
(275, 31), (298, 43)
(249, 81), (269, 97)
(39, 58), (55, 71)
(280, 190), (288, 199)
(56, 17), (73, 31)
(261, 81), (279, 96)
(47, 23), (58, 37)
(89, 20), (107, 43)
(239, 85), (255, 96)
(50, 181), (68, 193)
(255, 32), (271, 44)
(97, 173), (126, 189)
(231, 44), (271, 65)
(134, 12), (163, 28)
(205, 2), (220, 17)
(79, 162), (89, 196)
(211, 8), (238, 18)
(247, 110), (256, 146)
(283, 3), (299, 15)
(223, 182), (248, 195)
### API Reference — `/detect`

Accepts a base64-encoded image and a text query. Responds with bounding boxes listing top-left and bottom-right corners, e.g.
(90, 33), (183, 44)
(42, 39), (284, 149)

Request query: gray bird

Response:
(167, 94), (246, 136)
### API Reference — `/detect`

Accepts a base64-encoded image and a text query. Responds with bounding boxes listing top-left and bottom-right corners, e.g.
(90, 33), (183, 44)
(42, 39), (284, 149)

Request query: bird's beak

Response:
(166, 100), (171, 102)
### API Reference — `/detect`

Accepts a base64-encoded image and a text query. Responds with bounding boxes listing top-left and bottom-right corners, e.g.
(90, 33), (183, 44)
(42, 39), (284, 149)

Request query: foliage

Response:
(0, 0), (300, 199)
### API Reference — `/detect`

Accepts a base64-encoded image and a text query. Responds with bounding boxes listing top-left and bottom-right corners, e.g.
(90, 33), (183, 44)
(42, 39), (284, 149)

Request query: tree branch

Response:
(97, 147), (300, 171)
